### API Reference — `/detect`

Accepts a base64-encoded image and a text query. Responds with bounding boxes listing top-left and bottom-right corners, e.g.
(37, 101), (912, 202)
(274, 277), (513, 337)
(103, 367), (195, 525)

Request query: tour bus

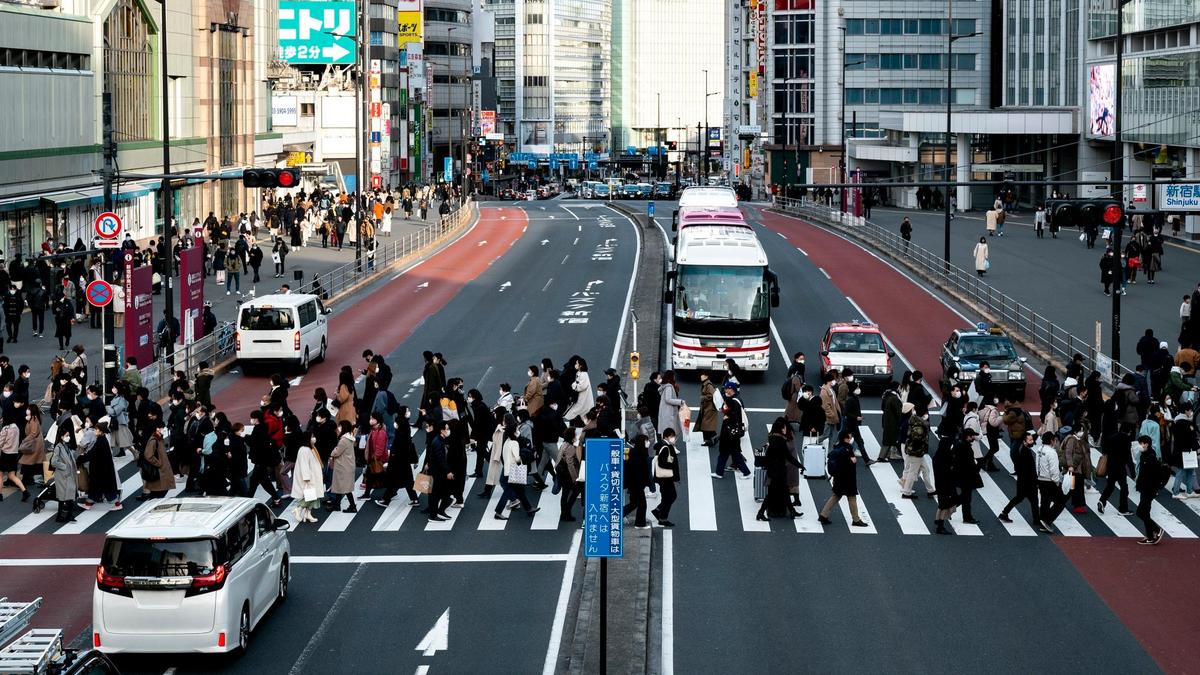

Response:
(672, 186), (740, 229)
(663, 204), (779, 372)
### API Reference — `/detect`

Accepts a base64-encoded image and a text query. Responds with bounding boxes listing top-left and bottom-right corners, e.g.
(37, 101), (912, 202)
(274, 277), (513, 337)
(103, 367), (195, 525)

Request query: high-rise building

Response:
(424, 0), (474, 177)
(611, 0), (724, 162)
(483, 0), (610, 155)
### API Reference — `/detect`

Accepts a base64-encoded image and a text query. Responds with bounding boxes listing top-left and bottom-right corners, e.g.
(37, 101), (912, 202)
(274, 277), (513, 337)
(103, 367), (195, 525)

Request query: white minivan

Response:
(235, 293), (330, 373)
(93, 497), (291, 654)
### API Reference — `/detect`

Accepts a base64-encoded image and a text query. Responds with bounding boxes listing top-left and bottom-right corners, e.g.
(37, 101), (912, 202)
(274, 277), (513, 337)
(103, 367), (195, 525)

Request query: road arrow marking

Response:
(411, 377), (423, 387)
(585, 279), (605, 292)
(499, 281), (512, 292)
(477, 240), (488, 246)
(541, 239), (550, 246)
(549, 215), (556, 219)
(288, 376), (303, 386)
(415, 608), (450, 657)
(415, 281), (430, 292)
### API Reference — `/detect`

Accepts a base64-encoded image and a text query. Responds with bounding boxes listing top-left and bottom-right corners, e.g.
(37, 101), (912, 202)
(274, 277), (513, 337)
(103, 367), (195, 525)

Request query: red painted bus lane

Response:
(214, 208), (529, 417)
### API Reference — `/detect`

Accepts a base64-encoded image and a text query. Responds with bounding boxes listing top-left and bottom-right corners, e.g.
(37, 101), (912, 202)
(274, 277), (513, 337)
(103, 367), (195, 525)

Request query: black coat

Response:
(932, 437), (959, 508)
(828, 442), (858, 496)
(952, 438), (983, 490)
(626, 443), (651, 492)
(84, 435), (118, 496)
(1100, 430), (1132, 479)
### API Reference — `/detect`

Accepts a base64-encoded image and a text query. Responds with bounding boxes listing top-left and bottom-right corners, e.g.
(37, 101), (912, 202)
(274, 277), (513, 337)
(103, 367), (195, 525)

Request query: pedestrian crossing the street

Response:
(5, 433), (1200, 540)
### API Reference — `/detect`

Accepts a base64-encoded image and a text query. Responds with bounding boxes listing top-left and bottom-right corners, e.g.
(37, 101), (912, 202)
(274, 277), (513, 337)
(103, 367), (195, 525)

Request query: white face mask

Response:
(802, 392), (813, 400)
(981, 368), (990, 374)
(854, 388), (862, 396)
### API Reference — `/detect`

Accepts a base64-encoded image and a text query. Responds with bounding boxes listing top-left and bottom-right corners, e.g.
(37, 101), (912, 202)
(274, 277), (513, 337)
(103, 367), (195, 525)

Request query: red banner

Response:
(178, 246), (205, 344)
(123, 255), (154, 369)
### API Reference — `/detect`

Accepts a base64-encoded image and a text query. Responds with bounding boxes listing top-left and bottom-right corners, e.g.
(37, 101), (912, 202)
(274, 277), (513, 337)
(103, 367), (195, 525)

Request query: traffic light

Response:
(243, 168), (300, 189)
(1045, 199), (1123, 230)
(629, 351), (640, 381)
(667, 140), (678, 151)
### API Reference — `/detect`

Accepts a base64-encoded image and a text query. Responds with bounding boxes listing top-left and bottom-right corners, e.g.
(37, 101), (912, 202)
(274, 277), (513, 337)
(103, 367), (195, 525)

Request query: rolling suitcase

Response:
(803, 442), (828, 479)
(753, 467), (768, 502)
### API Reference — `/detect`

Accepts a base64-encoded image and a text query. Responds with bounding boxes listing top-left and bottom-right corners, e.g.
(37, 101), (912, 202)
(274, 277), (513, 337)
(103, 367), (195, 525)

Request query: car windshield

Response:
(240, 307), (294, 330)
(102, 538), (219, 577)
(957, 336), (1018, 361)
(829, 331), (887, 353)
(676, 265), (769, 321)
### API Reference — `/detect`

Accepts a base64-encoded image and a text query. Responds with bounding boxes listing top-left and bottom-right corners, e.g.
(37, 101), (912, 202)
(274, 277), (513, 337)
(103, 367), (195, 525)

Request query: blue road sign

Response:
(588, 160), (598, 170)
(481, 169), (490, 183)
(527, 159), (537, 169)
(278, 1), (357, 65)
(584, 438), (624, 558)
(549, 159), (559, 170)
(443, 157), (453, 183)
(569, 159), (579, 171)
(647, 201), (655, 217)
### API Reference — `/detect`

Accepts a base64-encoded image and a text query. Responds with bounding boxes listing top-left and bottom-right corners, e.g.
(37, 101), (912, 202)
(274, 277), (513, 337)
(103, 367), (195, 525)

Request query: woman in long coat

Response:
(880, 384), (904, 461)
(291, 443), (324, 524)
(335, 366), (358, 428)
(657, 371), (684, 438)
(379, 407), (419, 506)
(757, 418), (802, 519)
(697, 372), (719, 446)
(563, 359), (594, 423)
(49, 425), (78, 522)
(481, 408), (508, 497)
(523, 366), (544, 417)
(140, 425), (176, 499)
(327, 422), (358, 512)
(82, 422), (119, 508)
(972, 237), (989, 275)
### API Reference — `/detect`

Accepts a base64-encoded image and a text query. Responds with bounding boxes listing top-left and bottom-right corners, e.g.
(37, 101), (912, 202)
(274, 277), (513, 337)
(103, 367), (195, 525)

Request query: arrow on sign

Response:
(415, 608), (449, 656)
(322, 43), (350, 61)
(540, 239), (550, 246)
(498, 281), (512, 292)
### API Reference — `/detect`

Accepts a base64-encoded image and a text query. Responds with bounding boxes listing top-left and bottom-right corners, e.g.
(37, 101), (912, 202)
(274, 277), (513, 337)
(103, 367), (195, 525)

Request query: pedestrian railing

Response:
(773, 197), (1134, 387)
(137, 199), (477, 401)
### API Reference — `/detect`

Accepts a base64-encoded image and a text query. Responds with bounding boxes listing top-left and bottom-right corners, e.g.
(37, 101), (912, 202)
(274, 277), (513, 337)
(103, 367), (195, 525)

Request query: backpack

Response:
(385, 390), (401, 417)
(780, 378), (793, 402)
(906, 421), (929, 456)
(1022, 410), (1034, 432)
(827, 448), (842, 475)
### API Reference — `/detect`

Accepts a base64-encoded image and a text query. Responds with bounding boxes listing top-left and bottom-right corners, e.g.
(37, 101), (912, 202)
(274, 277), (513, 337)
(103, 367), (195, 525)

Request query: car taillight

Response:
(293, 331), (301, 350)
(192, 564), (227, 589)
(96, 565), (124, 591)
(218, 632), (226, 647)
(93, 633), (101, 648)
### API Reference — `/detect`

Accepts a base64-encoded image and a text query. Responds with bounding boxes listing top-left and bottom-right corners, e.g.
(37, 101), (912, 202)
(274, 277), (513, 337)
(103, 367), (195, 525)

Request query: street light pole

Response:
(943, 15), (982, 273)
(158, 0), (173, 325)
(1111, 0), (1133, 364)
(702, 69), (708, 185)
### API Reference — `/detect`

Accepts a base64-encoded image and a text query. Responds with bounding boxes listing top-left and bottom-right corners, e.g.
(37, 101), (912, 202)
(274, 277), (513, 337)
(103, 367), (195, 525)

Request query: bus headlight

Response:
(874, 365), (890, 374)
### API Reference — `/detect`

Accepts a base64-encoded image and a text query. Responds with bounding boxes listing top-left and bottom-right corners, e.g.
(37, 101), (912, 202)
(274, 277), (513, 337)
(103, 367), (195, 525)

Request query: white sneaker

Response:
(737, 472), (752, 480)
(1173, 493), (1188, 500)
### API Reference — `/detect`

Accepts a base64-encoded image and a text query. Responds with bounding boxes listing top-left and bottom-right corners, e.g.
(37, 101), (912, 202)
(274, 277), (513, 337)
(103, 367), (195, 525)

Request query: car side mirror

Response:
(820, 350), (829, 357)
(323, 307), (333, 315)
(1019, 357), (1027, 363)
(888, 351), (896, 358)
(273, 518), (291, 531)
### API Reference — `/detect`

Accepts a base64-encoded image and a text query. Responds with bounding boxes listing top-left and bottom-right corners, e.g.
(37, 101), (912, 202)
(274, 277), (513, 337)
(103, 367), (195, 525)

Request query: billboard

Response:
(480, 110), (496, 137)
(178, 247), (204, 345)
(272, 96), (298, 127)
(398, 0), (422, 45)
(278, 1), (356, 65)
(1088, 64), (1115, 138)
(123, 253), (154, 369)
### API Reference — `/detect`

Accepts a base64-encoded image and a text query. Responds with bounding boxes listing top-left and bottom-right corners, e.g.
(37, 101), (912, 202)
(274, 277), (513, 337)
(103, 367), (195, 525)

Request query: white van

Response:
(93, 497), (291, 654)
(235, 293), (330, 373)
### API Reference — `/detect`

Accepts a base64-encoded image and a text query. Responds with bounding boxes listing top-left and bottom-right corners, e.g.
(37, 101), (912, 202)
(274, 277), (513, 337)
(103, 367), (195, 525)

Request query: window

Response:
(774, 15), (814, 44)
(524, 75), (548, 86)
(881, 54), (903, 70)
(880, 88), (903, 104)
(880, 19), (904, 35)
(240, 307), (295, 330)
(301, 103), (315, 117)
(918, 88), (941, 105)
(775, 0), (814, 9)
(845, 19), (864, 35)
(903, 54), (917, 69)
(903, 88), (918, 104)
(953, 19), (976, 35)
(919, 54), (941, 70)
(256, 505), (275, 536)
(919, 18), (945, 34)
(299, 301), (317, 327)
(218, 31), (237, 167)
(863, 88), (880, 103)
(223, 515), (255, 563)
(954, 53), (976, 70)
(954, 88), (976, 104)
(103, 0), (154, 142)
(776, 49), (814, 78)
(845, 88), (864, 104)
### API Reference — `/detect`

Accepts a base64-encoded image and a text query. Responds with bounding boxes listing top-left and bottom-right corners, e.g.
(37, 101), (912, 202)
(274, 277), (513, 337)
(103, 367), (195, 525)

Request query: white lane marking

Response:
(561, 254), (570, 265)
(542, 277), (554, 292)
(426, 477), (477, 531)
(541, 531), (582, 675)
(608, 209), (643, 370)
(817, 267), (831, 279)
(372, 453), (425, 531)
(6, 455), (132, 535)
(287, 563), (366, 675)
(791, 468), (824, 533)
(776, 231), (788, 239)
(58, 458), (143, 535)
(475, 367), (494, 390)
(796, 246), (809, 256)
(734, 465), (769, 532)
(572, 237), (579, 246)
(562, 206), (580, 220)
(0, 553), (575, 566)
(975, 469), (1038, 536)
(477, 485), (507, 530)
(685, 431), (717, 531)
(834, 480), (877, 534)
(992, 447), (1089, 537)
(662, 529), (674, 675)
(415, 608), (450, 656)
(1088, 448), (1196, 538)
(319, 469), (365, 532)
(531, 485), (564, 529)
(861, 428), (929, 535)
(577, 224), (582, 232)
(768, 319), (792, 369)
(513, 312), (531, 333)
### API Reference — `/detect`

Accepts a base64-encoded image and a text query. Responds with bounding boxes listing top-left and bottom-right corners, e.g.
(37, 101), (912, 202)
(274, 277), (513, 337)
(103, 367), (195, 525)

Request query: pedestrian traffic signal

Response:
(242, 168), (301, 189)
(667, 141), (678, 151)
(1045, 199), (1123, 230)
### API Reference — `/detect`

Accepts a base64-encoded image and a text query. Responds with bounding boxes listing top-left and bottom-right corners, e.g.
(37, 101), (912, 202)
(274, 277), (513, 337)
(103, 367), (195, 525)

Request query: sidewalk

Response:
(839, 204), (1198, 361)
(0, 212), (442, 388)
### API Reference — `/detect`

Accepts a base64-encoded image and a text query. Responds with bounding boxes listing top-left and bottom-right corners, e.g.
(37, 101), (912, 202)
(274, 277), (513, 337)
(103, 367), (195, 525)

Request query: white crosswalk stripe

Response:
(426, 476), (476, 531)
(992, 447), (1090, 537)
(1088, 448), (1197, 539)
(531, 485), (564, 529)
(685, 431), (717, 531)
(861, 429), (929, 535)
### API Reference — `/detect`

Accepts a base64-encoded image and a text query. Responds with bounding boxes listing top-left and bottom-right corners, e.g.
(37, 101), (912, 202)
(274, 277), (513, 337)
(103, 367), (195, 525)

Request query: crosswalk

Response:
(4, 429), (1200, 539)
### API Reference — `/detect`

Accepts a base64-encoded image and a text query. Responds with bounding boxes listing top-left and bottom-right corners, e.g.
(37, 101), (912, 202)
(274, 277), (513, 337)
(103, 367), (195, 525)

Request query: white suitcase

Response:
(803, 443), (827, 479)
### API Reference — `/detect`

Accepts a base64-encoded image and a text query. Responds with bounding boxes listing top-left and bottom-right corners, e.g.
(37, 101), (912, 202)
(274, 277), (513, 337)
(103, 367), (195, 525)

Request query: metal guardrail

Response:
(137, 199), (476, 401)
(774, 197), (1134, 387)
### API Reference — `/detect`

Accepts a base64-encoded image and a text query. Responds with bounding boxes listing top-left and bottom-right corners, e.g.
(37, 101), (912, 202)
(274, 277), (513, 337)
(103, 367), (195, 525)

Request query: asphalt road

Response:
(867, 204), (1198, 362)
(1, 199), (1197, 674)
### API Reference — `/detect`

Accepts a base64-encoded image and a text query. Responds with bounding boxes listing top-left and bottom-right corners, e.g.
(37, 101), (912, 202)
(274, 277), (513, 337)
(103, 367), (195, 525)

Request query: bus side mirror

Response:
(770, 290), (780, 308)
(672, 210), (679, 231)
(663, 271), (676, 305)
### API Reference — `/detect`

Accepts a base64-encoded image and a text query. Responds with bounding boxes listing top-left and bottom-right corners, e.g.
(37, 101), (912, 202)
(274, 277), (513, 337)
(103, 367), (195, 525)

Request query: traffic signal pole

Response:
(101, 92), (118, 397)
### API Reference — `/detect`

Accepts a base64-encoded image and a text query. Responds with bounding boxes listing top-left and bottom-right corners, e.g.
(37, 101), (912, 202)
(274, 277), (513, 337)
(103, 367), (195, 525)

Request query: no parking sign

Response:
(85, 280), (114, 308)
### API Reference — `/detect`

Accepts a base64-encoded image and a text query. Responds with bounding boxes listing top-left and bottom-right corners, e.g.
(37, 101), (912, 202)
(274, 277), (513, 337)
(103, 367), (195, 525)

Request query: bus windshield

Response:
(675, 265), (769, 321)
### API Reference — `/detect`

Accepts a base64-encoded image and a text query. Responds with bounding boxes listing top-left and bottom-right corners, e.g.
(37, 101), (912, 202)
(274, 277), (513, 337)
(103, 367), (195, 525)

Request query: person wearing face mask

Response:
(783, 365), (805, 432)
(181, 404), (213, 494)
(327, 421), (360, 513)
(723, 359), (742, 388)
(496, 383), (515, 412)
(640, 372), (662, 429)
(81, 421), (120, 510)
(840, 382), (871, 464)
(532, 397), (565, 492)
(940, 384), (966, 441)
(16, 403), (45, 499)
(50, 425), (78, 522)
(787, 352), (807, 381)
(698, 372), (719, 447)
(819, 371), (842, 443)
(14, 365), (30, 404)
(81, 386), (105, 428)
(836, 368), (854, 408)
(1099, 248), (1118, 296)
(878, 381), (905, 462)
(377, 407), (421, 508)
(427, 421), (458, 521)
(105, 382), (132, 457)
(974, 362), (993, 404)
(137, 422), (175, 501)
(0, 357), (13, 389)
(362, 412), (390, 503)
(798, 385), (824, 443)
(651, 428), (680, 526)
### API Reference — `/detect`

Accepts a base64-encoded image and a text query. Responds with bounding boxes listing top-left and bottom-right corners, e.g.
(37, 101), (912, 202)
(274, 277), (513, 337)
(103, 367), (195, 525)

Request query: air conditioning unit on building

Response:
(41, 0), (62, 8)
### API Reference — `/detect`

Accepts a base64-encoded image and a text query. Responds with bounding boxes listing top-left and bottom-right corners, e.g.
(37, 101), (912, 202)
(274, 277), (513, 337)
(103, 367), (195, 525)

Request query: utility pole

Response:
(356, 0), (367, 272)
(101, 92), (118, 395)
(159, 0), (174, 327)
(1110, 0), (1132, 364)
